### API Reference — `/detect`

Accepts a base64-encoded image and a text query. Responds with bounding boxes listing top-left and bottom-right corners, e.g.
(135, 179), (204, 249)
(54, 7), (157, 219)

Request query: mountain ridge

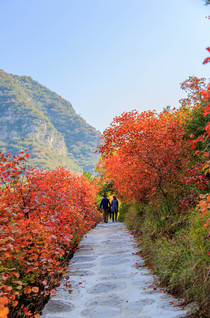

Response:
(0, 69), (101, 173)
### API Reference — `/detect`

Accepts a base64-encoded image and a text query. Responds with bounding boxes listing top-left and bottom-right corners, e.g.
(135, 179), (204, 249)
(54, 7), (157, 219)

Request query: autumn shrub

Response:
(0, 152), (102, 318)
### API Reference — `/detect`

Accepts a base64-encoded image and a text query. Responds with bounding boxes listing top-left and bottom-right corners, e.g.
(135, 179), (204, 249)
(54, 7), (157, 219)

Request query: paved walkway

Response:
(41, 222), (190, 318)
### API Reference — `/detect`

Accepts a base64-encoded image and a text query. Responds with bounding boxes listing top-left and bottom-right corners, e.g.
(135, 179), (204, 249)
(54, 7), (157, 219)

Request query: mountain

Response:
(0, 69), (101, 173)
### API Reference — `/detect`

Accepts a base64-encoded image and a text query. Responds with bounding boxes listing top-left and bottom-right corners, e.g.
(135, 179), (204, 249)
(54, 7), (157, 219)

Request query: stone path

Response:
(41, 222), (191, 318)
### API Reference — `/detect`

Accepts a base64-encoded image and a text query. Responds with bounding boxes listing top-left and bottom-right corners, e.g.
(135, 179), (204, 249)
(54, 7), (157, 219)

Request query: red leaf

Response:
(204, 104), (210, 117)
(203, 57), (210, 65)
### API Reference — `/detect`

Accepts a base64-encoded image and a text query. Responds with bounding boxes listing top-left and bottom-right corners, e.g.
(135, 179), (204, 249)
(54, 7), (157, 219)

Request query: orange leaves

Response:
(0, 155), (101, 317)
(197, 194), (210, 219)
(180, 76), (207, 105)
(23, 287), (32, 295)
(0, 307), (9, 318)
(0, 297), (9, 318)
(12, 301), (18, 307)
(98, 109), (189, 202)
(0, 297), (8, 306)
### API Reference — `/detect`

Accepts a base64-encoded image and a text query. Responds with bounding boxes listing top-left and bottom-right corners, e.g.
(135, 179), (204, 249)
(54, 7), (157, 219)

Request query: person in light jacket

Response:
(111, 195), (119, 222)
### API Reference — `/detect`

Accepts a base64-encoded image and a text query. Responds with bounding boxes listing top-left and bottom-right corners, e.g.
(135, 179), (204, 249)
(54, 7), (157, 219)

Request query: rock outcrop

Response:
(0, 70), (101, 173)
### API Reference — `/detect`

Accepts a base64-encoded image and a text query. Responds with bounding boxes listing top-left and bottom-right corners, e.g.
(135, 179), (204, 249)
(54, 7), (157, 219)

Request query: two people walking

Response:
(100, 194), (118, 223)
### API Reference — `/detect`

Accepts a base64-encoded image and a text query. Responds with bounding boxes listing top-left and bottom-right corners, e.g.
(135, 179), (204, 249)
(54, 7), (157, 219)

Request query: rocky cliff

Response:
(0, 69), (101, 173)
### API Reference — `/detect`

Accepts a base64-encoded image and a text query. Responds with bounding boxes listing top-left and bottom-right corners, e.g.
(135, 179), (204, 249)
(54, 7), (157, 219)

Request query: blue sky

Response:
(0, 0), (209, 132)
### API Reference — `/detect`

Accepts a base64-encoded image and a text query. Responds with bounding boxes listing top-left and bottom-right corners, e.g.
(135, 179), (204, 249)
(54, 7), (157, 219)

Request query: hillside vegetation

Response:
(0, 69), (100, 173)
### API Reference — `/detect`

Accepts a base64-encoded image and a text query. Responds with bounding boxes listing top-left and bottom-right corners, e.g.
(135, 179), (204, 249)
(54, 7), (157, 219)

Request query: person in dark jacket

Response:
(111, 195), (119, 222)
(100, 193), (111, 223)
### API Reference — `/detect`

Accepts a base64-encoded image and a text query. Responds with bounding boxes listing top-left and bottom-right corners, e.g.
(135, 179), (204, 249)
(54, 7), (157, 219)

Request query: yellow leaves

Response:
(203, 163), (210, 170)
(202, 161), (210, 175)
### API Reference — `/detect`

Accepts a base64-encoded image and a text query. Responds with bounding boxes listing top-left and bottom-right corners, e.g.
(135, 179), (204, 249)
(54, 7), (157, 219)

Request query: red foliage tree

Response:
(98, 108), (190, 203)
